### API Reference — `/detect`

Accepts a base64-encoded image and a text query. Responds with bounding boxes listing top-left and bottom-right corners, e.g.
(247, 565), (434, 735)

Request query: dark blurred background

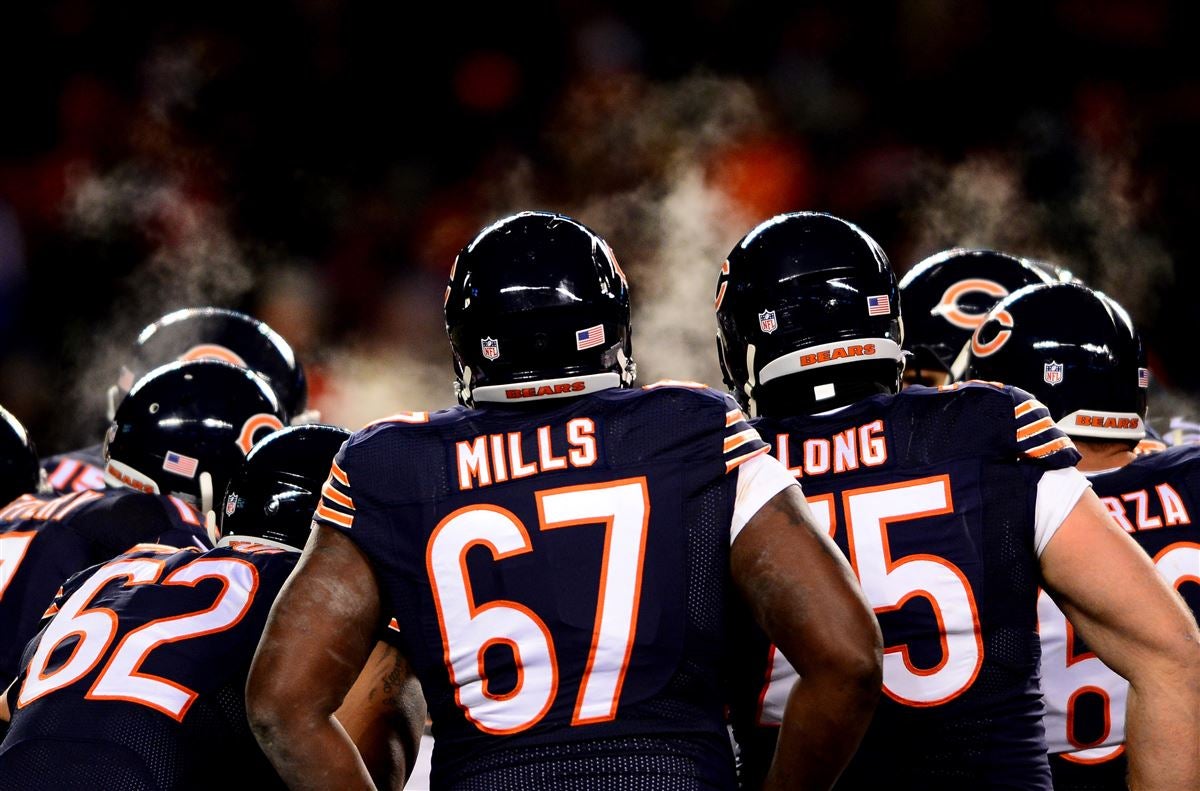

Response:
(2, 0), (1198, 451)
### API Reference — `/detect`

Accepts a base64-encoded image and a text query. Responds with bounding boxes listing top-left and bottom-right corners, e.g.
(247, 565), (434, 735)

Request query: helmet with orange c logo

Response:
(104, 360), (286, 514)
(112, 308), (308, 424)
(966, 283), (1148, 441)
(898, 249), (1054, 383)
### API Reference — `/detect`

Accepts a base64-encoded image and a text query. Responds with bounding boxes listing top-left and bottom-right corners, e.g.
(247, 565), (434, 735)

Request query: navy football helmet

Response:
(898, 249), (1054, 385)
(445, 211), (635, 406)
(111, 307), (309, 423)
(104, 360), (287, 516)
(0, 405), (40, 506)
(220, 424), (350, 551)
(715, 212), (903, 416)
(966, 283), (1147, 441)
(1025, 257), (1085, 285)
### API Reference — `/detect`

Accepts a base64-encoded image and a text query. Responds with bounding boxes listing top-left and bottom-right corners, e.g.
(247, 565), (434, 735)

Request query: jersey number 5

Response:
(426, 477), (649, 735)
(760, 475), (983, 722)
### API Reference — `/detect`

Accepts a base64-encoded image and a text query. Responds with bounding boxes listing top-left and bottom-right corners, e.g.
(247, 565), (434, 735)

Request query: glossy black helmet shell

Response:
(117, 307), (308, 422)
(104, 360), (287, 510)
(0, 405), (39, 506)
(444, 211), (634, 405)
(221, 424), (350, 550)
(715, 212), (903, 415)
(898, 248), (1055, 377)
(966, 283), (1147, 440)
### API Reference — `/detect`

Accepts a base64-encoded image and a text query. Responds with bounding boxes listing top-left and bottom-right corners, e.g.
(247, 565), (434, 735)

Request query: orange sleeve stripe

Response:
(1014, 400), (1040, 418)
(1016, 417), (1055, 441)
(725, 409), (744, 427)
(330, 461), (349, 486)
(1026, 436), (1075, 459)
(723, 429), (758, 453)
(726, 445), (769, 473)
(321, 480), (355, 510)
(316, 503), (354, 527)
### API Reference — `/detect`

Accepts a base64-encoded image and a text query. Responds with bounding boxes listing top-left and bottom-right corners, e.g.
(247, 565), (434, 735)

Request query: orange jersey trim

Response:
(1016, 416), (1055, 442)
(726, 445), (769, 473)
(315, 503), (353, 527)
(1014, 400), (1041, 419)
(1027, 436), (1075, 458)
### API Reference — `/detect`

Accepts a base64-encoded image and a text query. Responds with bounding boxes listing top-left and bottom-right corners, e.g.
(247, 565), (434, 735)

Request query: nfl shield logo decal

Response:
(758, 310), (778, 334)
(481, 337), (500, 361)
(1044, 361), (1064, 386)
(225, 495), (237, 517)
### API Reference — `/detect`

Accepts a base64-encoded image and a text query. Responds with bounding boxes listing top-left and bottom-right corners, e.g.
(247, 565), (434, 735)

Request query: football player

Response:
(966, 282), (1200, 790)
(247, 211), (883, 790)
(0, 405), (42, 508)
(42, 307), (311, 495)
(898, 248), (1054, 387)
(0, 424), (423, 790)
(0, 360), (286, 693)
(716, 212), (1199, 789)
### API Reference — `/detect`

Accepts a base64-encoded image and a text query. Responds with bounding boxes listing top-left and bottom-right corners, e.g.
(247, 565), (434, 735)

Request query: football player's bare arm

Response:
(1040, 489), (1200, 791)
(335, 640), (426, 791)
(731, 485), (883, 791)
(246, 525), (386, 791)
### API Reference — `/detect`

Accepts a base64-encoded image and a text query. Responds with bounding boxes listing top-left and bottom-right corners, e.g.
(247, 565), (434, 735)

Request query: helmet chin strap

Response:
(616, 347), (637, 386)
(106, 385), (121, 422)
(455, 364), (474, 407)
(199, 471), (219, 546)
(744, 342), (759, 417)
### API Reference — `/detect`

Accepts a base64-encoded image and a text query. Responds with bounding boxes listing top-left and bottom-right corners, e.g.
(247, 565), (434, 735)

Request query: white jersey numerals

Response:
(1040, 540), (1200, 761)
(427, 477), (649, 734)
(758, 476), (983, 724)
(0, 532), (36, 599)
(18, 557), (258, 720)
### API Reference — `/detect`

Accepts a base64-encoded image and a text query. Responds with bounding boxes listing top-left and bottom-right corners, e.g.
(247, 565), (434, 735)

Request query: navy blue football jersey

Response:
(0, 540), (298, 791)
(0, 488), (211, 689)
(313, 384), (776, 790)
(40, 444), (107, 495)
(1039, 443), (1200, 791)
(728, 382), (1084, 791)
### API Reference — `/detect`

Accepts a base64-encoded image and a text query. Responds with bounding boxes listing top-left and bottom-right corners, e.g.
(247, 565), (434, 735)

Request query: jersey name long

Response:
(729, 382), (1086, 791)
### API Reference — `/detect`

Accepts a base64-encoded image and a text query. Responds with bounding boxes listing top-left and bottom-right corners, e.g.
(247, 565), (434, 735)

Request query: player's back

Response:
(0, 541), (298, 791)
(0, 488), (210, 688)
(315, 383), (773, 790)
(1039, 443), (1200, 790)
(41, 444), (107, 494)
(729, 382), (1084, 790)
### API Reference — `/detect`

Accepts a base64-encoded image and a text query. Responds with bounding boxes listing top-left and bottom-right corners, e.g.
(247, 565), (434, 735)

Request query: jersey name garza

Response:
(1039, 443), (1200, 788)
(729, 382), (1081, 791)
(0, 542), (297, 790)
(0, 488), (210, 688)
(313, 384), (767, 788)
